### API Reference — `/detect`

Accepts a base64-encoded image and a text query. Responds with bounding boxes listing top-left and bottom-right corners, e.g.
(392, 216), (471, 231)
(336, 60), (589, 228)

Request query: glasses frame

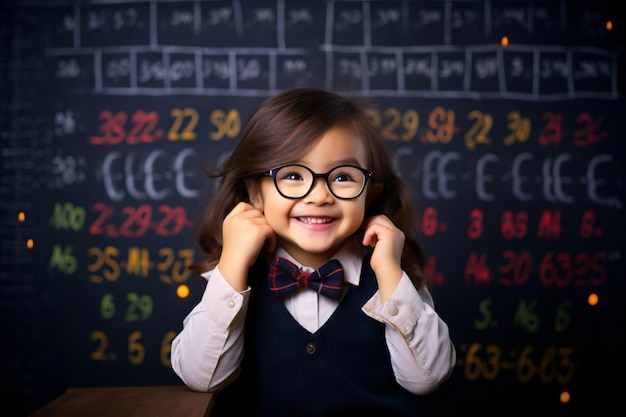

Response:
(262, 164), (374, 200)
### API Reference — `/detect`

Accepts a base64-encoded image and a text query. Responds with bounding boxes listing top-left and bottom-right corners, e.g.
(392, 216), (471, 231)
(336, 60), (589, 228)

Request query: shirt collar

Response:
(274, 239), (365, 287)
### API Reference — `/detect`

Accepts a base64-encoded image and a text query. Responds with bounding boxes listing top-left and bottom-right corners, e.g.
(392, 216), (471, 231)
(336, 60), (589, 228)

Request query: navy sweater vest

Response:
(210, 257), (420, 417)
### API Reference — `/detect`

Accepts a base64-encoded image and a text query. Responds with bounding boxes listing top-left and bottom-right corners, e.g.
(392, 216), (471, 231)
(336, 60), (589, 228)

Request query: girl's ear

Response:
(245, 178), (264, 211)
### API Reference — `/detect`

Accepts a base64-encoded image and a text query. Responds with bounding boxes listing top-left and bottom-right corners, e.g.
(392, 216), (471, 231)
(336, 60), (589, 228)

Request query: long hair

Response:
(191, 88), (428, 289)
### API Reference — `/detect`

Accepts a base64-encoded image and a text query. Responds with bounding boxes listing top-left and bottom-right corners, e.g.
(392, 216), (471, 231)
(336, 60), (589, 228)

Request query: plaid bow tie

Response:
(268, 257), (344, 300)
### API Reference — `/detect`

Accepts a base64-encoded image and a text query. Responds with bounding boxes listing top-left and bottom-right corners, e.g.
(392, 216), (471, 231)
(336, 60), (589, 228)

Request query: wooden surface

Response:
(29, 386), (214, 417)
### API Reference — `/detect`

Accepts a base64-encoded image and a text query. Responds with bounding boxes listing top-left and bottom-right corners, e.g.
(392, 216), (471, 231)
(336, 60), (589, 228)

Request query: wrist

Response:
(374, 264), (402, 303)
(217, 261), (248, 292)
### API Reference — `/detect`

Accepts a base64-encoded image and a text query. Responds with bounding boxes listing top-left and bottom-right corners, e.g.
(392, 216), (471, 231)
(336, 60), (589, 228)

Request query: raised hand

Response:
(361, 215), (404, 302)
(218, 202), (277, 291)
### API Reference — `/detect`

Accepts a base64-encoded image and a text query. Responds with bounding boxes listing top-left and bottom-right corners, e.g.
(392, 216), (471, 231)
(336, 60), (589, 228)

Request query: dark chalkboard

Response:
(1, 1), (625, 416)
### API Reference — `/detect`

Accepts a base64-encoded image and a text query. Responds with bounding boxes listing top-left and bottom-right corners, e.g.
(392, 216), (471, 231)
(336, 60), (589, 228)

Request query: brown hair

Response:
(191, 88), (428, 289)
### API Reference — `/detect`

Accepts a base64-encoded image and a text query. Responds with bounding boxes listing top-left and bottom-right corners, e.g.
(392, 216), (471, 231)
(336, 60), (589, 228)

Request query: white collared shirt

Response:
(276, 244), (361, 333)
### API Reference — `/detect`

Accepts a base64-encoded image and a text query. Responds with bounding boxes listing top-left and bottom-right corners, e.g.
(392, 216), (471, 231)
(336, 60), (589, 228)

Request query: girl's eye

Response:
(282, 172), (304, 181)
(331, 167), (361, 182)
(333, 174), (354, 182)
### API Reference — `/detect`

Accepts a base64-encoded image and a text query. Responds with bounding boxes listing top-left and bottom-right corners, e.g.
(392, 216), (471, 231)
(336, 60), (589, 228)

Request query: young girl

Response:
(171, 88), (455, 416)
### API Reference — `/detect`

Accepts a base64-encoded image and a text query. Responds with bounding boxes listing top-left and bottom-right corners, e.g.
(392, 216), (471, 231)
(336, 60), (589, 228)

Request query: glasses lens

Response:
(328, 166), (366, 198)
(274, 165), (313, 198)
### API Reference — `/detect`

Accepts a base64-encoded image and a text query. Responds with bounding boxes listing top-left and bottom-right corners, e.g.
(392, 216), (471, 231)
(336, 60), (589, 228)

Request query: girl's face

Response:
(249, 125), (371, 268)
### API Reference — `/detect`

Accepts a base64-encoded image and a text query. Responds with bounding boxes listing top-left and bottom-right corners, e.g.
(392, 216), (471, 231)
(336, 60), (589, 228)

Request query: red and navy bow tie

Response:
(268, 257), (344, 300)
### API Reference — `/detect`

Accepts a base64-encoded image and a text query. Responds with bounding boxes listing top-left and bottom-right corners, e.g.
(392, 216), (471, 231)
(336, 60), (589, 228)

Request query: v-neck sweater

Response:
(210, 256), (420, 417)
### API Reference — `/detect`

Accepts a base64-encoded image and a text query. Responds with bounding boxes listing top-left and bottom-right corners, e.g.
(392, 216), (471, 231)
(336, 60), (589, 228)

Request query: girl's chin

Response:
(280, 241), (342, 261)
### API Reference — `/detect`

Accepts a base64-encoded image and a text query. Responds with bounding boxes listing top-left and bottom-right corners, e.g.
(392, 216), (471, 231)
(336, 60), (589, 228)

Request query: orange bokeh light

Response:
(177, 285), (190, 299)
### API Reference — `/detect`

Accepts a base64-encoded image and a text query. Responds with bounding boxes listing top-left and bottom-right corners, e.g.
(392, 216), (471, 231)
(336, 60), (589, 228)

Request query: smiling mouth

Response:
(297, 217), (335, 224)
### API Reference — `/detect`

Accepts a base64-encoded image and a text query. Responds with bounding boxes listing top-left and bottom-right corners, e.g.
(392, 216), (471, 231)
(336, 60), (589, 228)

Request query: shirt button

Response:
(388, 305), (399, 316)
(226, 300), (236, 309)
(306, 343), (316, 355)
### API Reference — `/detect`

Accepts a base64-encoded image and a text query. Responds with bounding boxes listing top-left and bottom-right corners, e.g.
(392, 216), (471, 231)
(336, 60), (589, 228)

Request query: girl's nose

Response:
(304, 178), (333, 202)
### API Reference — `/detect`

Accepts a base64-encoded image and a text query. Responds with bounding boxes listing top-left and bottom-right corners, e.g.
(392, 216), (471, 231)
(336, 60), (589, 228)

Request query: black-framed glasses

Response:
(262, 164), (373, 200)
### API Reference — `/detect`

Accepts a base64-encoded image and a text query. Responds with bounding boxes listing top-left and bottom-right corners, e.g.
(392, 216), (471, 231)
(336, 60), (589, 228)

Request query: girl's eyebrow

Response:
(299, 157), (363, 167)
(336, 158), (362, 166)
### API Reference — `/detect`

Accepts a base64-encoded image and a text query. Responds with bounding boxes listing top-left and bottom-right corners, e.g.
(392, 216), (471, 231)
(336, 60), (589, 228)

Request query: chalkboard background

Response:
(1, 1), (625, 416)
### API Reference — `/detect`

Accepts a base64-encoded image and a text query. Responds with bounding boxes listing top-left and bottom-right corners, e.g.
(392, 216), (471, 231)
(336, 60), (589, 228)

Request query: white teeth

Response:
(299, 217), (333, 224)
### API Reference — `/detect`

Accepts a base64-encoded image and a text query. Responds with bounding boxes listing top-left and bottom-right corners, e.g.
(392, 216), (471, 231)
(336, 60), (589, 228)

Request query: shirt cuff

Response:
(199, 266), (251, 329)
(361, 272), (424, 336)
